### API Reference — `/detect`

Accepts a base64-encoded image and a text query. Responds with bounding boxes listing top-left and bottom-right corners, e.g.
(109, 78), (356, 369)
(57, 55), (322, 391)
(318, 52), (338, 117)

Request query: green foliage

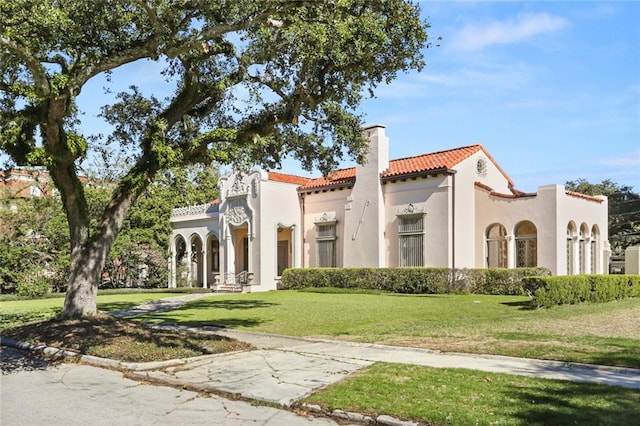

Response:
(280, 267), (551, 295)
(0, 164), (219, 295)
(16, 273), (50, 298)
(524, 275), (640, 308)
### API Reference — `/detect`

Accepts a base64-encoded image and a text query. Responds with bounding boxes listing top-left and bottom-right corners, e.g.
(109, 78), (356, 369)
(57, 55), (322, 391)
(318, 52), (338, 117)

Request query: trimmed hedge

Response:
(280, 267), (550, 296)
(523, 274), (640, 308)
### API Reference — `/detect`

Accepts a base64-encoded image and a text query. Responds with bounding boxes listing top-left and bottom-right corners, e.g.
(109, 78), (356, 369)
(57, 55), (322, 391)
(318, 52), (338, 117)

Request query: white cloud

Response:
(452, 13), (569, 51)
(598, 153), (640, 168)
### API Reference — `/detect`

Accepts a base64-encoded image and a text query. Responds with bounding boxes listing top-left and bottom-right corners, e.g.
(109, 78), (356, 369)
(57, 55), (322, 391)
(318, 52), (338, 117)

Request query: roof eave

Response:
(381, 167), (457, 183)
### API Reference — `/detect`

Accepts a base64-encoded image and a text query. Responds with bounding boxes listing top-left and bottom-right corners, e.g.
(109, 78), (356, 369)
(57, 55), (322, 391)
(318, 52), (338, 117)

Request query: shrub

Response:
(281, 267), (551, 296)
(524, 274), (640, 308)
(470, 267), (551, 295)
(16, 273), (51, 298)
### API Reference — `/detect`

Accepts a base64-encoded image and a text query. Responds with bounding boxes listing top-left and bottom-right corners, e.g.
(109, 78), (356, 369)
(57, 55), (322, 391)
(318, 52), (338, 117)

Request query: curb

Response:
(300, 404), (418, 426)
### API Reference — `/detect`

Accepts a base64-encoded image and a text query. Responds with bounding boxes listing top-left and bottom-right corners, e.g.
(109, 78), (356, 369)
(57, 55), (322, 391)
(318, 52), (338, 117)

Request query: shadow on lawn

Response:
(136, 299), (278, 330)
(500, 300), (536, 311)
(174, 298), (279, 311)
(504, 381), (640, 425)
(97, 301), (143, 312)
(143, 314), (266, 330)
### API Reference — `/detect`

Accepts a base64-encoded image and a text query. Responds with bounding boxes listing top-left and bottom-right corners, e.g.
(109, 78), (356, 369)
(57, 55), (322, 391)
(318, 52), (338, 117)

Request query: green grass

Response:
(0, 292), (184, 330)
(303, 363), (640, 426)
(138, 291), (640, 368)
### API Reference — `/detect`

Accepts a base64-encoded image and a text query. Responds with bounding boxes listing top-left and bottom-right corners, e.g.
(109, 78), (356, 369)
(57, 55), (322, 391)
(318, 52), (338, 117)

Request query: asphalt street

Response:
(0, 346), (336, 426)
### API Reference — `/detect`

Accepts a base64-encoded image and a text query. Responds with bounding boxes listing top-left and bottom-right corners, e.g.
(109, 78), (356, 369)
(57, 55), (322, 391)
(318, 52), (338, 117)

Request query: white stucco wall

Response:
(382, 175), (452, 268)
(474, 184), (608, 274)
(343, 125), (389, 267)
(301, 188), (351, 268)
(454, 150), (513, 268)
(257, 177), (304, 290)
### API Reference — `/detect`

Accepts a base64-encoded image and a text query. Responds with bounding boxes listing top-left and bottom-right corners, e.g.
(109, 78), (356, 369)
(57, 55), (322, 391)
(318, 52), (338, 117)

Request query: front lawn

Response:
(139, 290), (640, 368)
(0, 291), (194, 330)
(303, 363), (640, 426)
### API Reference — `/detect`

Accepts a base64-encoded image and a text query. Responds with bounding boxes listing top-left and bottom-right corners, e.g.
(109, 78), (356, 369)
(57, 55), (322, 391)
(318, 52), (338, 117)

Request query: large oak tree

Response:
(1, 1), (429, 317)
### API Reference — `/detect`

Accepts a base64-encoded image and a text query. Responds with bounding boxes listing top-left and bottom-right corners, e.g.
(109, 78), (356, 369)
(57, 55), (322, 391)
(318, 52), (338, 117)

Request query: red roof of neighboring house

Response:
(299, 144), (513, 192)
(268, 171), (312, 186)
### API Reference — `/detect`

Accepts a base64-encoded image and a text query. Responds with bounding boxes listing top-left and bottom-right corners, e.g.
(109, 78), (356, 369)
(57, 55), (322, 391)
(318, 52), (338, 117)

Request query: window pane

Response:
(399, 216), (423, 233)
(566, 238), (573, 275)
(487, 224), (507, 239)
(317, 224), (335, 238)
(487, 239), (507, 268)
(317, 240), (336, 267)
(400, 234), (423, 267)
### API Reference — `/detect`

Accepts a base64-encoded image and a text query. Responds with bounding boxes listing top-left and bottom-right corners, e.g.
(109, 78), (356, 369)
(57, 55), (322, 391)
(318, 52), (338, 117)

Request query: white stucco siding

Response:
(342, 125), (389, 267)
(549, 185), (608, 275)
(383, 175), (451, 268)
(258, 179), (304, 290)
(475, 184), (608, 274)
(453, 152), (511, 269)
(475, 188), (553, 270)
(301, 188), (351, 268)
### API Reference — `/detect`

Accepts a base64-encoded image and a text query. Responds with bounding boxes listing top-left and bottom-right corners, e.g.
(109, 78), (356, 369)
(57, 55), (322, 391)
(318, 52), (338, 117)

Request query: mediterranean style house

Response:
(169, 125), (610, 291)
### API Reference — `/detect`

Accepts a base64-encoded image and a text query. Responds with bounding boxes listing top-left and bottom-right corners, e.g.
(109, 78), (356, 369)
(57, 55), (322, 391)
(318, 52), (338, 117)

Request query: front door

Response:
(277, 240), (289, 276)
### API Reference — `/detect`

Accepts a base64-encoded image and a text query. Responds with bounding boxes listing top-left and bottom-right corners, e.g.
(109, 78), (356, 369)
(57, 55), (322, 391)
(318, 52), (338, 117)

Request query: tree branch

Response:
(0, 36), (50, 96)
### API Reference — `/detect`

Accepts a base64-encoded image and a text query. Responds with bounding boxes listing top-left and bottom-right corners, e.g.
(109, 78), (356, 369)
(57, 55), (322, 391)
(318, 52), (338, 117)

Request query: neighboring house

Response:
(0, 168), (54, 199)
(169, 125), (610, 291)
(0, 168), (101, 200)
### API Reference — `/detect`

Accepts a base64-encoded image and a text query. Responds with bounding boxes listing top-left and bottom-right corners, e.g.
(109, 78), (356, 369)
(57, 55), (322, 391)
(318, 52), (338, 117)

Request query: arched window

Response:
(579, 224), (588, 274)
(590, 226), (598, 274)
(566, 222), (576, 275)
(515, 221), (537, 267)
(486, 224), (508, 268)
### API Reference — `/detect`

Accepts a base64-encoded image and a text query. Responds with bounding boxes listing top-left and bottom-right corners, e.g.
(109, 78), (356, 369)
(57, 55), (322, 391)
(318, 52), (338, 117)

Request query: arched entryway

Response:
(171, 235), (188, 287)
(190, 234), (205, 287)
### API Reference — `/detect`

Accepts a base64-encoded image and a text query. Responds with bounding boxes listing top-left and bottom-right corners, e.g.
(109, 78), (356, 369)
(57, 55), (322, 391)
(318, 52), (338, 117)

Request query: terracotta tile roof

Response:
(299, 144), (514, 192)
(268, 171), (312, 186)
(298, 167), (357, 191)
(382, 145), (483, 179)
(565, 190), (605, 204)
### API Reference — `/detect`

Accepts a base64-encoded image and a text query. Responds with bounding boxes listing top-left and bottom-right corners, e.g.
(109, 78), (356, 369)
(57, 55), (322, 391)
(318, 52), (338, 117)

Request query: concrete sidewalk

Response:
(134, 324), (640, 409)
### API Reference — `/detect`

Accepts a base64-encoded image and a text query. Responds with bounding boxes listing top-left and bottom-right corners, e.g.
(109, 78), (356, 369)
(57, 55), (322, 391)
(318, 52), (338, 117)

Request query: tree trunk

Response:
(59, 170), (148, 318)
(61, 247), (104, 318)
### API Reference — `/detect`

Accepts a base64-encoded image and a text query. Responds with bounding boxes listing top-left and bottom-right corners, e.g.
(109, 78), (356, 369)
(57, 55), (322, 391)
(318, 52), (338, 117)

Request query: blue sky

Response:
(4, 1), (638, 193)
(348, 0), (640, 192)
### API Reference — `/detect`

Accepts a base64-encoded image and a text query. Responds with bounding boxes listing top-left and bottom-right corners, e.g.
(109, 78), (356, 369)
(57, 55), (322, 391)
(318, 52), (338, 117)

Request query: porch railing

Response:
(214, 270), (254, 292)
